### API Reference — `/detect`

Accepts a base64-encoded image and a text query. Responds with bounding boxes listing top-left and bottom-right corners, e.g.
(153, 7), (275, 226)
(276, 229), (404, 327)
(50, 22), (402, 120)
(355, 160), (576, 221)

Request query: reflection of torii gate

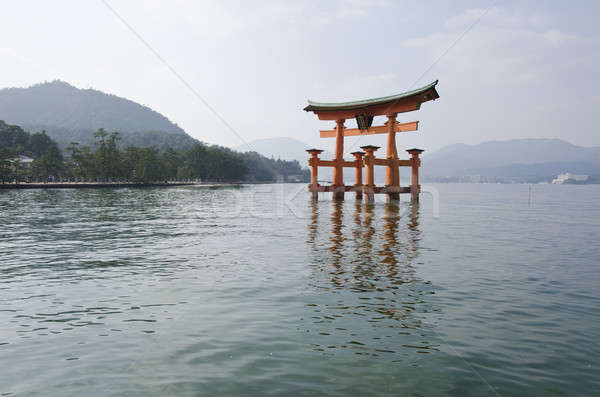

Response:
(304, 80), (439, 202)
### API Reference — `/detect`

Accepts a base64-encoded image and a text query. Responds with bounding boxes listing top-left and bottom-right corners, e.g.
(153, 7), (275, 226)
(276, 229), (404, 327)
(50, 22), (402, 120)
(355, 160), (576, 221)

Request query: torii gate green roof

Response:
(304, 80), (439, 112)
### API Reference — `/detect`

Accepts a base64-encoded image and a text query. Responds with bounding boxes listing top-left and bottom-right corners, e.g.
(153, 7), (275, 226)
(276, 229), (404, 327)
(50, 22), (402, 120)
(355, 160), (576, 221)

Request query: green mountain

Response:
(0, 80), (198, 151)
(0, 81), (308, 182)
(0, 120), (59, 158)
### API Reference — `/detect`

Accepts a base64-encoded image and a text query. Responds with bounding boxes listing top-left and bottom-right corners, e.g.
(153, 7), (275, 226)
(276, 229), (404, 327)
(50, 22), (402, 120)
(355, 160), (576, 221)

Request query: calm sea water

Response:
(0, 183), (598, 396)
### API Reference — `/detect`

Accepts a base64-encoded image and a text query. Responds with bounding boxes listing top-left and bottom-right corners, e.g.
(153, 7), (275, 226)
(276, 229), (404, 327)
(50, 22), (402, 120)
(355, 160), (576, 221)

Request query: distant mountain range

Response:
(0, 80), (199, 150)
(237, 137), (600, 182)
(235, 137), (313, 163)
(422, 139), (600, 181)
(235, 137), (335, 180)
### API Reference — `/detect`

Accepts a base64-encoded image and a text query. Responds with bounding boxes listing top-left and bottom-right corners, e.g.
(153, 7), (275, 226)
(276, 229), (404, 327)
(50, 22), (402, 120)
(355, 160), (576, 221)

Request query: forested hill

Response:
(0, 80), (197, 150)
(0, 81), (308, 182)
(0, 121), (308, 183)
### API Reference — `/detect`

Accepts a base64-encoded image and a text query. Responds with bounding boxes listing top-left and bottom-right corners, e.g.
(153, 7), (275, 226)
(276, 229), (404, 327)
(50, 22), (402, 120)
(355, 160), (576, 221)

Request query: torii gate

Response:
(304, 80), (439, 203)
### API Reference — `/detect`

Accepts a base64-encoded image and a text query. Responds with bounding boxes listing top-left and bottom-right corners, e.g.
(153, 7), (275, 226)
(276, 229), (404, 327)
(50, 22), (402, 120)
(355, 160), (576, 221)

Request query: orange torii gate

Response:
(304, 80), (439, 203)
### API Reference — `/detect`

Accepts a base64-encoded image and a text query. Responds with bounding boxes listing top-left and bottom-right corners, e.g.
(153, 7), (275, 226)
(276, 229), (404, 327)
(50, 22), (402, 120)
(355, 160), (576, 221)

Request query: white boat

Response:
(552, 172), (588, 184)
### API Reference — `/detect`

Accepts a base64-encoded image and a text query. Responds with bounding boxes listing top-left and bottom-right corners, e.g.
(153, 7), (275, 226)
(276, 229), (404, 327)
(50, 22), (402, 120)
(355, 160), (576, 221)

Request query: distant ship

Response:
(552, 172), (589, 184)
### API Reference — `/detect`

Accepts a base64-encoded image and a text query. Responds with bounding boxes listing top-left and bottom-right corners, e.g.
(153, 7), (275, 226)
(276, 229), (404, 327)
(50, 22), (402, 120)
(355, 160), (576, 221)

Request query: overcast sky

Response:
(2, 0), (599, 154)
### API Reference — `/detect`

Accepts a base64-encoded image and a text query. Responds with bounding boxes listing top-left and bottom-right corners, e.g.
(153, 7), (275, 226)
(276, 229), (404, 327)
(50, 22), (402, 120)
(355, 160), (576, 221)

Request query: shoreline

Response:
(0, 182), (238, 189)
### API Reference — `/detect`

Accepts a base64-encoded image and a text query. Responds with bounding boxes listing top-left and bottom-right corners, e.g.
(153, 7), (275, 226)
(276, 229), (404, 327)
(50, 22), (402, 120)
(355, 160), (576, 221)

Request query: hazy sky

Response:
(2, 0), (599, 154)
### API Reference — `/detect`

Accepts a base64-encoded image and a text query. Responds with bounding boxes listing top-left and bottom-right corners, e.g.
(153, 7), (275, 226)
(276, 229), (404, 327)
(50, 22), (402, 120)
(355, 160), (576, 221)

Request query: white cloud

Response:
(401, 7), (586, 86)
(445, 7), (554, 31)
(542, 29), (572, 46)
(337, 0), (392, 19)
(444, 7), (488, 30)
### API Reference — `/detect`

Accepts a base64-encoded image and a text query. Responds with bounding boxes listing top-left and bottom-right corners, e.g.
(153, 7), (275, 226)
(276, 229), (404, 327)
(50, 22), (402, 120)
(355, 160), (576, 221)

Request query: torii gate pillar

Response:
(385, 113), (400, 201)
(332, 119), (345, 201)
(407, 148), (424, 203)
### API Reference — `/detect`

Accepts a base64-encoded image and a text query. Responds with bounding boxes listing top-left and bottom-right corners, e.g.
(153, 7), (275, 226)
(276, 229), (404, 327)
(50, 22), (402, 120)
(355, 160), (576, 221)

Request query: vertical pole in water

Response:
(333, 119), (346, 201)
(407, 148), (424, 203)
(385, 113), (399, 201)
(361, 145), (379, 203)
(351, 151), (365, 200)
(306, 149), (323, 200)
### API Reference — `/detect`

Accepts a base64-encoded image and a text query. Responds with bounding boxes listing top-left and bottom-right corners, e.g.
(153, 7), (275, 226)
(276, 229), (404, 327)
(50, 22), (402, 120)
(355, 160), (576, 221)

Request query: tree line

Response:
(0, 121), (308, 184)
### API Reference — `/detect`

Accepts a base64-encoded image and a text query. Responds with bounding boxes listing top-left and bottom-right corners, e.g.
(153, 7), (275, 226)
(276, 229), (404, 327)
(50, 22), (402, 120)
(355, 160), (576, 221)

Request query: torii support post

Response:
(306, 149), (324, 200)
(332, 119), (346, 201)
(361, 145), (379, 203)
(351, 151), (365, 200)
(407, 148), (424, 203)
(385, 113), (400, 201)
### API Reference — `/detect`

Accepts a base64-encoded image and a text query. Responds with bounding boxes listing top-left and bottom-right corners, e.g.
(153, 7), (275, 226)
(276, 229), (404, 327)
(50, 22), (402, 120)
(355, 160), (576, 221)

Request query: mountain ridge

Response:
(0, 80), (197, 150)
(421, 138), (600, 181)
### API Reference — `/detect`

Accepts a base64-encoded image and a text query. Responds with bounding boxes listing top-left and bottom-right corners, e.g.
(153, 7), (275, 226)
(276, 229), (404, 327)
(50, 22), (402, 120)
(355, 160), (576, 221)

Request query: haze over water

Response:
(1, 184), (599, 396)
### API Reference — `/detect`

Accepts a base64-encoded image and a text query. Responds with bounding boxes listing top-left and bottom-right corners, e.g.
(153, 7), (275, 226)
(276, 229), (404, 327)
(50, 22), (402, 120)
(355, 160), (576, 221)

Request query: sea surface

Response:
(0, 183), (598, 396)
